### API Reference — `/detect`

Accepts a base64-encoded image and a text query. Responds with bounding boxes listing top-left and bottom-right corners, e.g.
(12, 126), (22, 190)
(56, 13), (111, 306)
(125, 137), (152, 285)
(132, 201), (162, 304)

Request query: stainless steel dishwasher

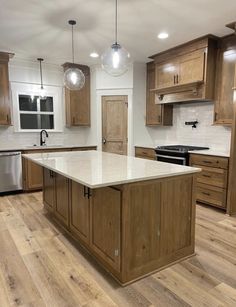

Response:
(0, 151), (22, 193)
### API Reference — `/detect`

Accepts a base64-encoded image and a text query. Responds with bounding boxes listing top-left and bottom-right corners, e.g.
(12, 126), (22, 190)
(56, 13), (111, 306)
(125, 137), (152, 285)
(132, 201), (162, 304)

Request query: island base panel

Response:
(43, 168), (196, 285)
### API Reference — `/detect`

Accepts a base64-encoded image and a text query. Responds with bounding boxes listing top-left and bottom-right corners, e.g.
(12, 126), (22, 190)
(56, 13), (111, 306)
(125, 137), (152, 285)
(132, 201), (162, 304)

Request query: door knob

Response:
(102, 138), (107, 144)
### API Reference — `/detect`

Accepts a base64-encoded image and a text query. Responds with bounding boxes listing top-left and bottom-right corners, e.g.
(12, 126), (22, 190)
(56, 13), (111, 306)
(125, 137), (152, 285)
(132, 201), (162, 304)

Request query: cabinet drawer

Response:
(135, 147), (156, 160)
(190, 154), (228, 169)
(193, 164), (228, 188)
(196, 183), (227, 209)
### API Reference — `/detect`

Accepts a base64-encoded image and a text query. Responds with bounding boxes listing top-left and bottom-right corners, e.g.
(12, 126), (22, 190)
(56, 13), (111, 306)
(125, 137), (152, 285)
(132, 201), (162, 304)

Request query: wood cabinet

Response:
(42, 170), (195, 285)
(90, 187), (121, 272)
(54, 173), (69, 227)
(146, 62), (173, 126)
(160, 177), (192, 256)
(0, 52), (13, 126)
(135, 146), (156, 160)
(43, 168), (55, 212)
(70, 181), (90, 244)
(22, 157), (43, 191)
(190, 153), (229, 209)
(62, 63), (90, 127)
(150, 36), (218, 104)
(22, 146), (96, 191)
(214, 35), (236, 125)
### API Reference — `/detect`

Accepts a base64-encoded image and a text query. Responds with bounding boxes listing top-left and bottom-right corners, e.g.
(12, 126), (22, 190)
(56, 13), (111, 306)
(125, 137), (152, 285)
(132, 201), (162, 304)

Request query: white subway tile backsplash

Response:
(147, 102), (231, 151)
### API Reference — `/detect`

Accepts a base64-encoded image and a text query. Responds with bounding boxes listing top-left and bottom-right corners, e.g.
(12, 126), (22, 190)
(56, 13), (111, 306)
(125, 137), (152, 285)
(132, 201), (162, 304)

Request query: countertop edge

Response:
(23, 154), (201, 189)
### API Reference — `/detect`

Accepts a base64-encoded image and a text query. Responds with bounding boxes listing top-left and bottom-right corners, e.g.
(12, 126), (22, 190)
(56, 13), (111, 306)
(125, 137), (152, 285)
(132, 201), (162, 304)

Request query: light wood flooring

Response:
(0, 192), (236, 306)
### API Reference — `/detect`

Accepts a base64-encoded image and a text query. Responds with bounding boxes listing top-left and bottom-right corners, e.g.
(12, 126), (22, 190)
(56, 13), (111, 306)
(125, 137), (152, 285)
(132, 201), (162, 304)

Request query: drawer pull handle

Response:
(202, 174), (211, 178)
(203, 161), (212, 164)
(202, 191), (210, 196)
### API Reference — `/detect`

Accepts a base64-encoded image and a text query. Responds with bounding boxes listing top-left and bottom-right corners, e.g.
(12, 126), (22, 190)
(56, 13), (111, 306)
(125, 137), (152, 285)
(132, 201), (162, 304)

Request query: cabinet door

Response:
(90, 187), (121, 272)
(214, 49), (236, 125)
(146, 62), (163, 125)
(0, 61), (11, 125)
(123, 181), (161, 277)
(43, 168), (55, 211)
(160, 176), (193, 257)
(65, 66), (90, 127)
(178, 49), (205, 85)
(70, 181), (90, 244)
(155, 61), (178, 89)
(25, 160), (43, 190)
(54, 173), (69, 227)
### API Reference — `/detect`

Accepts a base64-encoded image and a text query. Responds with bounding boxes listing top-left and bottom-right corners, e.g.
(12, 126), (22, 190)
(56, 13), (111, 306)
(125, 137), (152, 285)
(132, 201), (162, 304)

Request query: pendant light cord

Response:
(71, 23), (75, 63)
(39, 59), (44, 89)
(115, 0), (118, 44)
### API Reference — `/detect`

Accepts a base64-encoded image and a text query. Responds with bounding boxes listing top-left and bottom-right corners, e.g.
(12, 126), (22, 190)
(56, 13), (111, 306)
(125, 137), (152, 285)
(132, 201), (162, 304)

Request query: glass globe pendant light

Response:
(37, 58), (46, 99)
(101, 0), (131, 77)
(64, 20), (85, 90)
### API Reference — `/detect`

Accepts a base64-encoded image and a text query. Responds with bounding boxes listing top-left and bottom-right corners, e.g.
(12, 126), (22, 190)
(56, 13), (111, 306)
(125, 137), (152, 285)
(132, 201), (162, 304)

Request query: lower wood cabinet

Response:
(43, 170), (195, 285)
(135, 146), (156, 160)
(70, 181), (90, 245)
(54, 173), (69, 227)
(43, 168), (55, 212)
(90, 187), (121, 272)
(22, 146), (96, 191)
(190, 153), (229, 210)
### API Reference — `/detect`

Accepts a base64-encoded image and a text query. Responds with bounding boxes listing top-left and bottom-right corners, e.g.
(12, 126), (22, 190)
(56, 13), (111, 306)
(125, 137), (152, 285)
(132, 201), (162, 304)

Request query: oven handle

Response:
(156, 154), (187, 165)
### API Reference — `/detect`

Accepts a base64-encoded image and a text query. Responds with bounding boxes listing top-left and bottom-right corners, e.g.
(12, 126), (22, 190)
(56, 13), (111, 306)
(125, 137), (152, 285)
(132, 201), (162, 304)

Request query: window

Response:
(19, 95), (54, 130)
(11, 83), (63, 132)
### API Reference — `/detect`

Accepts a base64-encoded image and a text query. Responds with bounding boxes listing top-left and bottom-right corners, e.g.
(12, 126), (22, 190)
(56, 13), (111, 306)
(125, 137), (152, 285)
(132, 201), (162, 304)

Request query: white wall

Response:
(0, 58), (91, 147)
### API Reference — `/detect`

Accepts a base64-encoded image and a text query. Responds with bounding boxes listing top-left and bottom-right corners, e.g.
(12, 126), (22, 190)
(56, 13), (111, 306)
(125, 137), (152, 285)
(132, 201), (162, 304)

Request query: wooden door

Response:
(146, 62), (163, 125)
(178, 49), (205, 85)
(155, 60), (178, 89)
(43, 168), (55, 212)
(54, 173), (69, 227)
(90, 187), (121, 272)
(0, 61), (11, 125)
(63, 63), (90, 127)
(102, 95), (128, 155)
(70, 181), (90, 244)
(214, 49), (236, 125)
(160, 176), (193, 257)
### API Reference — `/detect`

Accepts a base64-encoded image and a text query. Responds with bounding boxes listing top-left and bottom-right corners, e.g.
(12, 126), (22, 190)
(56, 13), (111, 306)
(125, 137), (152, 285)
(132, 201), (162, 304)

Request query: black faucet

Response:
(40, 129), (48, 146)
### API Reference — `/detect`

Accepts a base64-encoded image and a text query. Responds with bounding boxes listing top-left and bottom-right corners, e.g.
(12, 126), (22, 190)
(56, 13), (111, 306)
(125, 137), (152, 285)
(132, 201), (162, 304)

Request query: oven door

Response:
(156, 154), (187, 165)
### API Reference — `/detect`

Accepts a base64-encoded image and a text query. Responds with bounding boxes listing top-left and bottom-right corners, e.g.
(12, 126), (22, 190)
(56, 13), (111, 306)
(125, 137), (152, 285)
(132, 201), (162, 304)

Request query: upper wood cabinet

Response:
(155, 60), (178, 90)
(150, 36), (218, 103)
(146, 62), (173, 126)
(214, 35), (236, 125)
(0, 52), (13, 126)
(178, 50), (205, 85)
(62, 63), (90, 127)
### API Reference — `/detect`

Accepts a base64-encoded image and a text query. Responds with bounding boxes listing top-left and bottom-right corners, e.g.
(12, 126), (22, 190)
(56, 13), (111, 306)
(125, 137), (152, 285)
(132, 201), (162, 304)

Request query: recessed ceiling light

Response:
(158, 32), (169, 39)
(90, 52), (99, 58)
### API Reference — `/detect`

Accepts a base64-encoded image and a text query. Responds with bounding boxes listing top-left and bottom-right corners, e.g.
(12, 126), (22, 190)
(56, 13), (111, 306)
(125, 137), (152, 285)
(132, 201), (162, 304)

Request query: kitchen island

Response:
(23, 150), (200, 285)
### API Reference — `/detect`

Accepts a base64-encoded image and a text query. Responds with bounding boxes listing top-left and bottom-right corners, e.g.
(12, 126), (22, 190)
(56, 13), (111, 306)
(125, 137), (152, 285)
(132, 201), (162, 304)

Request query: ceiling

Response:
(1, 0), (236, 66)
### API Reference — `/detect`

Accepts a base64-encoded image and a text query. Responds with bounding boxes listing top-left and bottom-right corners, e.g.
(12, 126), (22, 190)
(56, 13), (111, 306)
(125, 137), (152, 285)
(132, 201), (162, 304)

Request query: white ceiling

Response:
(1, 0), (236, 66)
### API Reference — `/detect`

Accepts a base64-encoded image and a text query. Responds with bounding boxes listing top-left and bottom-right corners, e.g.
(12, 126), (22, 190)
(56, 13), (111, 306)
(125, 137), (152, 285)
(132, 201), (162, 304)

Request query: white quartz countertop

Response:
(188, 149), (230, 158)
(0, 144), (97, 152)
(22, 150), (200, 189)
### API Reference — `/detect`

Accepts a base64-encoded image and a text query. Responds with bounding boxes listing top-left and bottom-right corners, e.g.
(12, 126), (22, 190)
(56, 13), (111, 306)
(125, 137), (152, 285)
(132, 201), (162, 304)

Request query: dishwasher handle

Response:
(0, 152), (21, 157)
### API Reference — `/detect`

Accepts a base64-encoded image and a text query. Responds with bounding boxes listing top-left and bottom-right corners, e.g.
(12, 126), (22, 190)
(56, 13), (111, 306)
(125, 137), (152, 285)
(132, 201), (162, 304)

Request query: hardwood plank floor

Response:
(0, 192), (236, 306)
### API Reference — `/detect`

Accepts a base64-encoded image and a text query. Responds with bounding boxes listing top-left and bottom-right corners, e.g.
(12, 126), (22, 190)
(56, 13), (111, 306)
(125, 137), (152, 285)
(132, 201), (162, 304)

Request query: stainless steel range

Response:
(155, 145), (209, 165)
